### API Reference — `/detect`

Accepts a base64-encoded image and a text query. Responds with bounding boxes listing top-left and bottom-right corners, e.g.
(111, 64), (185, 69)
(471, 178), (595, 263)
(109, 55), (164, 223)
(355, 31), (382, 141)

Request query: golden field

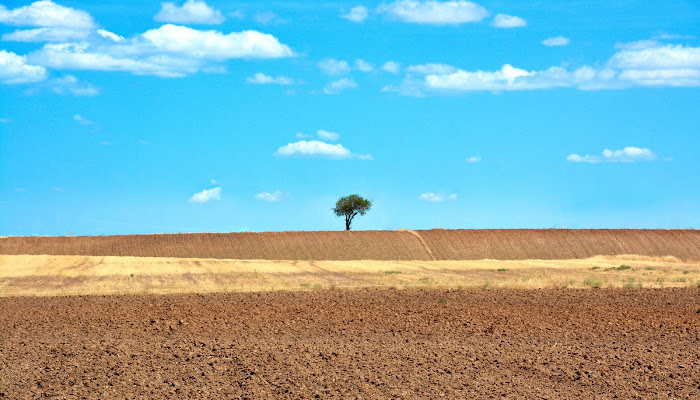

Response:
(1, 254), (698, 297)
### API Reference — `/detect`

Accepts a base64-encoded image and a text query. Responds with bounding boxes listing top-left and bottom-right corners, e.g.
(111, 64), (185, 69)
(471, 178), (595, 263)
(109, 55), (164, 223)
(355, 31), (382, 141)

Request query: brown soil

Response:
(1, 288), (699, 399)
(2, 229), (699, 261)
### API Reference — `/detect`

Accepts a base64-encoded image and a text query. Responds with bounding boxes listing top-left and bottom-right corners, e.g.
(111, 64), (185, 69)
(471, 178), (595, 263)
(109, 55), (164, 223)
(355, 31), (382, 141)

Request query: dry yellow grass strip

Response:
(1, 254), (699, 297)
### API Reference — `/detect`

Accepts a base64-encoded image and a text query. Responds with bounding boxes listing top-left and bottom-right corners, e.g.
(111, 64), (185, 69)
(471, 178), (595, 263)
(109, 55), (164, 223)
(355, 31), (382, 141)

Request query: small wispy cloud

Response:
(190, 187), (221, 203)
(382, 61), (401, 74)
(73, 114), (94, 125)
(155, 0), (225, 24)
(317, 129), (340, 141)
(419, 192), (458, 202)
(254, 190), (282, 202)
(567, 147), (658, 163)
(318, 58), (351, 75)
(253, 11), (286, 25)
(341, 5), (369, 23)
(0, 118), (12, 123)
(491, 14), (527, 28)
(466, 156), (481, 163)
(355, 59), (374, 72)
(275, 140), (371, 160)
(542, 36), (570, 47)
(323, 78), (358, 94)
(246, 73), (295, 85)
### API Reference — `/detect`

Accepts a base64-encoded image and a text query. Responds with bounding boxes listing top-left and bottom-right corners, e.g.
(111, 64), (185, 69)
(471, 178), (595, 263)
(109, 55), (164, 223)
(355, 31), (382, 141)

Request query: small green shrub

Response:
(682, 270), (690, 275)
(496, 268), (509, 272)
(617, 265), (632, 271)
(130, 273), (135, 278)
(437, 298), (447, 304)
(590, 266), (600, 270)
(300, 282), (310, 288)
(584, 277), (602, 289)
(383, 270), (401, 275)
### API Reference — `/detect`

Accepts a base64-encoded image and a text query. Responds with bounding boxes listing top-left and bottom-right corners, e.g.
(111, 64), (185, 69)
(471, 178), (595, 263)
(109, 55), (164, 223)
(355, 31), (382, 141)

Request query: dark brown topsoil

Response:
(1, 288), (699, 399)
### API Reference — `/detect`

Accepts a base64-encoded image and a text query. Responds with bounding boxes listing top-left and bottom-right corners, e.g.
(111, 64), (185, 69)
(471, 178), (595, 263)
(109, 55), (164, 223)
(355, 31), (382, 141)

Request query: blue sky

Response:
(1, 0), (699, 235)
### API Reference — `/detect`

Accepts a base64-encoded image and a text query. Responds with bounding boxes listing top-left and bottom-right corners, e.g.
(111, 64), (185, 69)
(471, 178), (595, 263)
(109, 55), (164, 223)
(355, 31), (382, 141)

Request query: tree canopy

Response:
(333, 194), (372, 231)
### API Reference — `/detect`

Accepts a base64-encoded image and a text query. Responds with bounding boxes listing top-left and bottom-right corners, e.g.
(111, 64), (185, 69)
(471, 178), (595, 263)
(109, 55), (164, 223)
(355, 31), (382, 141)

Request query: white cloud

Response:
(275, 140), (371, 160)
(406, 63), (458, 74)
(567, 147), (658, 164)
(608, 44), (700, 70)
(0, 1), (95, 29)
(466, 156), (481, 163)
(392, 42), (700, 95)
(323, 78), (358, 94)
(246, 72), (294, 85)
(341, 5), (369, 23)
(318, 58), (351, 75)
(210, 179), (217, 184)
(419, 192), (443, 202)
(254, 190), (282, 202)
(253, 12), (286, 25)
(2, 27), (89, 42)
(382, 60), (401, 74)
(542, 36), (570, 47)
(155, 0), (224, 25)
(73, 114), (93, 125)
(491, 14), (526, 28)
(26, 25), (295, 78)
(0, 118), (12, 123)
(0, 50), (47, 84)
(419, 192), (458, 202)
(45, 74), (98, 96)
(317, 129), (340, 141)
(140, 24), (294, 59)
(355, 59), (374, 72)
(190, 187), (221, 203)
(97, 29), (124, 42)
(377, 1), (489, 24)
(295, 132), (312, 138)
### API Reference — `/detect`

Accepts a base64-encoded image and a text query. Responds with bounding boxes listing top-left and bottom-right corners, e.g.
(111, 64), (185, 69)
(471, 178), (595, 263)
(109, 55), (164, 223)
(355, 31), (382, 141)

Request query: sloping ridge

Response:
(1, 229), (699, 261)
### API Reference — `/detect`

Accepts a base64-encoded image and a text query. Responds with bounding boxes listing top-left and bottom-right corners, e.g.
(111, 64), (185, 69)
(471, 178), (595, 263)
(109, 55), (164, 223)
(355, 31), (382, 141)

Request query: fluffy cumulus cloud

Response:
(390, 42), (700, 95)
(377, 0), (489, 24)
(25, 24), (294, 78)
(491, 14), (526, 28)
(0, 50), (47, 84)
(542, 36), (570, 47)
(275, 140), (372, 160)
(341, 5), (369, 23)
(190, 187), (221, 203)
(246, 72), (294, 85)
(155, 0), (225, 25)
(318, 58), (351, 75)
(254, 190), (282, 202)
(567, 147), (658, 164)
(323, 78), (358, 94)
(317, 129), (340, 141)
(0, 1), (95, 29)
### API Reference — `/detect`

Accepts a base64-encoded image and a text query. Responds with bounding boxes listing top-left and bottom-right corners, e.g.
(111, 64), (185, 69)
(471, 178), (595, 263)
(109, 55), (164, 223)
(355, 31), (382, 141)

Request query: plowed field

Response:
(2, 288), (699, 399)
(2, 229), (699, 260)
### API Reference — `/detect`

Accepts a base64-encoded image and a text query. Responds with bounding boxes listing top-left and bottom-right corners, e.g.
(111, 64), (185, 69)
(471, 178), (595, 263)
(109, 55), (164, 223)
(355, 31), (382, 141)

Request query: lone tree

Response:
(333, 194), (372, 231)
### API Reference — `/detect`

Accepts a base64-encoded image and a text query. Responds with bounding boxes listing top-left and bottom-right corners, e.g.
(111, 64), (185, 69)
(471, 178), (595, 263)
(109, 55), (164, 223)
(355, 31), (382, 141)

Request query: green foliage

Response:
(496, 268), (509, 272)
(333, 194), (372, 230)
(437, 298), (447, 304)
(584, 277), (602, 289)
